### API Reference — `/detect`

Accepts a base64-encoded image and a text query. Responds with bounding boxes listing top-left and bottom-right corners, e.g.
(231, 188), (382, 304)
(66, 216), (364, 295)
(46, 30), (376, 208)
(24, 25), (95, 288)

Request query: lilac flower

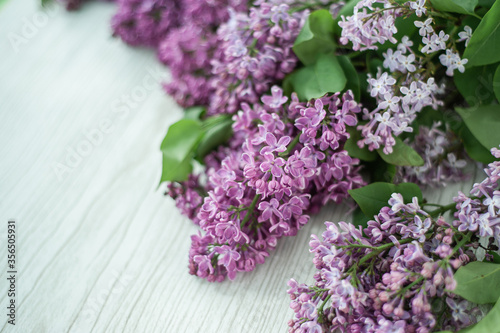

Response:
(439, 50), (468, 76)
(409, 0), (426, 17)
(260, 133), (291, 155)
(261, 86), (288, 109)
(458, 26), (473, 47)
(414, 18), (434, 37)
(446, 298), (471, 325)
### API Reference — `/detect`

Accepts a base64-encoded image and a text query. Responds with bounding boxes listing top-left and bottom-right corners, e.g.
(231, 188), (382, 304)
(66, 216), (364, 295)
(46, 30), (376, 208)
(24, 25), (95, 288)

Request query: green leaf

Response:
(184, 106), (205, 120)
(293, 9), (336, 65)
(457, 296), (500, 333)
(488, 251), (500, 264)
(430, 0), (478, 15)
(454, 63), (499, 106)
(285, 53), (347, 101)
(337, 56), (361, 101)
(351, 207), (371, 228)
(494, 65), (500, 102)
(196, 115), (233, 160)
(459, 124), (497, 164)
(456, 105), (500, 151)
(344, 126), (377, 161)
(377, 137), (425, 166)
(348, 182), (423, 218)
(370, 160), (397, 183)
(453, 262), (500, 304)
(463, 0), (500, 66)
(160, 119), (203, 183)
(478, 0), (496, 7)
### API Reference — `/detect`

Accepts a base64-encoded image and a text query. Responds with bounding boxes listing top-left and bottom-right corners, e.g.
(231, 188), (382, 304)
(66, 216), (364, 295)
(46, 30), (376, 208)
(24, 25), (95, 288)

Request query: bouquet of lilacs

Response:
(56, 0), (500, 331)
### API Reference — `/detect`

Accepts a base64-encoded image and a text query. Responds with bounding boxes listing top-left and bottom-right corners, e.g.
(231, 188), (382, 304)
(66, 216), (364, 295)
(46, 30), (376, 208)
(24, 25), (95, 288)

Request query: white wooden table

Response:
(0, 1), (480, 332)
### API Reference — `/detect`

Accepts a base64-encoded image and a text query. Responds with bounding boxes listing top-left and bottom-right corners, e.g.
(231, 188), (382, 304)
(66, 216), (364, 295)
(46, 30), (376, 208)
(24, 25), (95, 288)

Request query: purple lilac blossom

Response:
(288, 147), (500, 332)
(207, 0), (308, 115)
(287, 198), (481, 332)
(157, 1), (249, 108)
(454, 146), (500, 241)
(175, 88), (365, 281)
(111, 0), (181, 47)
(182, 0), (248, 28)
(158, 25), (220, 107)
(395, 122), (469, 187)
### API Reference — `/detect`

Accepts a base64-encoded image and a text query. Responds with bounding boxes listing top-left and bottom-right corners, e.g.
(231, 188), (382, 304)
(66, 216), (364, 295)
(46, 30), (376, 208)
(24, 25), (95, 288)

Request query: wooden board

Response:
(0, 1), (481, 332)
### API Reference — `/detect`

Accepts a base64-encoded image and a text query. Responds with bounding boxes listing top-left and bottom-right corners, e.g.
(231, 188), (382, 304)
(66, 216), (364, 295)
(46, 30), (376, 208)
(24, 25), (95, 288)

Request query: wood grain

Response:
(0, 1), (481, 332)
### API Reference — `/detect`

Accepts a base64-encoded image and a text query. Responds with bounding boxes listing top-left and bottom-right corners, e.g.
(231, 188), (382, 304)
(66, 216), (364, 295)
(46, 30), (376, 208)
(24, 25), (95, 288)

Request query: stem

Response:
(449, 232), (472, 258)
(279, 135), (300, 157)
(346, 51), (362, 59)
(240, 194), (261, 228)
(422, 203), (443, 208)
(317, 294), (331, 324)
(357, 237), (417, 267)
(428, 202), (456, 217)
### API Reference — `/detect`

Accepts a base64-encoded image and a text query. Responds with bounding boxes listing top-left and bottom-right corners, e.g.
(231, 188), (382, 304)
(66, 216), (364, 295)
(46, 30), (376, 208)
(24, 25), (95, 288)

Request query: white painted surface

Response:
(0, 1), (480, 332)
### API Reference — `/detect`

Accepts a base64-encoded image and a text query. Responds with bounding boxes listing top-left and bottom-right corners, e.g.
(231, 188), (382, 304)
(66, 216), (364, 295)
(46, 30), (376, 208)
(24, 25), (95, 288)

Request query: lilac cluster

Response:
(338, 0), (407, 51)
(166, 174), (205, 225)
(182, 0), (248, 28)
(156, 1), (249, 108)
(181, 87), (365, 281)
(358, 57), (444, 154)
(208, 1), (308, 115)
(396, 122), (469, 187)
(288, 194), (483, 332)
(158, 25), (219, 107)
(111, 0), (181, 47)
(340, 1), (470, 154)
(454, 146), (500, 242)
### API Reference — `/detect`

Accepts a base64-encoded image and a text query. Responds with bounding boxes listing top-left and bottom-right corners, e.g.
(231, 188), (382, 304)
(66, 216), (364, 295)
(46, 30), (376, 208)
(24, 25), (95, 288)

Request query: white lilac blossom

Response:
(439, 50), (468, 76)
(170, 87), (365, 281)
(208, 1), (308, 115)
(338, 0), (432, 51)
(457, 25), (473, 47)
(338, 0), (403, 51)
(357, 55), (443, 154)
(344, 6), (470, 154)
(396, 123), (469, 187)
